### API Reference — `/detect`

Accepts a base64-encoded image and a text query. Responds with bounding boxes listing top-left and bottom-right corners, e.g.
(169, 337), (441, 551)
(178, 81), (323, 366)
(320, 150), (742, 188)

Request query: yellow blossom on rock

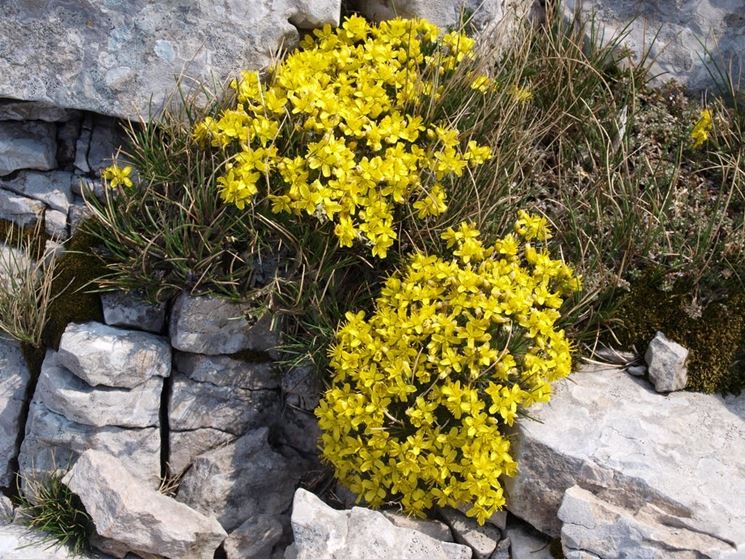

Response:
(691, 108), (713, 149)
(102, 164), (134, 189)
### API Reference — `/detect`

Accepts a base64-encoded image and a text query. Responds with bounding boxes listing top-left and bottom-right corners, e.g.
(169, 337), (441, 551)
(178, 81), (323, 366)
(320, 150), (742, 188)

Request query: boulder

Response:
(440, 508), (500, 559)
(560, 0), (745, 92)
(223, 514), (285, 559)
(57, 321), (171, 388)
(0, 523), (111, 558)
(504, 368), (745, 556)
(0, 171), (73, 213)
(176, 427), (302, 532)
(644, 331), (688, 392)
(62, 450), (227, 559)
(101, 291), (166, 334)
(0, 190), (45, 228)
(0, 339), (31, 487)
(0, 121), (56, 176)
(175, 351), (280, 390)
(0, 0), (341, 120)
(288, 488), (473, 559)
(169, 294), (281, 356)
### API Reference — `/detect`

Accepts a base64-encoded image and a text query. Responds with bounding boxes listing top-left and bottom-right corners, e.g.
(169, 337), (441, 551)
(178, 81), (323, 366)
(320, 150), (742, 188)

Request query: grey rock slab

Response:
(0, 99), (80, 122)
(0, 339), (31, 487)
(0, 171), (73, 213)
(506, 518), (553, 559)
(503, 367), (745, 556)
(87, 116), (123, 175)
(0, 523), (111, 558)
(282, 364), (321, 410)
(277, 405), (321, 456)
(167, 428), (236, 478)
(0, 189), (45, 228)
(440, 508), (500, 559)
(19, 399), (161, 488)
(36, 351), (162, 428)
(101, 291), (166, 334)
(0, 121), (56, 176)
(44, 209), (68, 239)
(560, 0), (745, 92)
(169, 294), (281, 356)
(289, 488), (472, 559)
(224, 514), (285, 559)
(489, 537), (510, 559)
(645, 331), (688, 392)
(175, 351), (279, 390)
(73, 116), (92, 174)
(62, 450), (227, 559)
(68, 201), (91, 234)
(57, 321), (171, 388)
(0, 1), (341, 120)
(177, 427), (302, 532)
(559, 485), (734, 559)
(0, 494), (14, 524)
(383, 511), (453, 542)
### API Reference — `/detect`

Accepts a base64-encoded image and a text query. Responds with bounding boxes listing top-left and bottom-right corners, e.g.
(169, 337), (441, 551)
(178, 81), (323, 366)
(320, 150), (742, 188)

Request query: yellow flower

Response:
(691, 108), (713, 149)
(102, 164), (134, 189)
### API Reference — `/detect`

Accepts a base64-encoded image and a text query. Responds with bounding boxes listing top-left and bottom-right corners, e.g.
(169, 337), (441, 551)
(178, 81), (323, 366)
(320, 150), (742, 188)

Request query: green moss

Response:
(611, 276), (745, 395)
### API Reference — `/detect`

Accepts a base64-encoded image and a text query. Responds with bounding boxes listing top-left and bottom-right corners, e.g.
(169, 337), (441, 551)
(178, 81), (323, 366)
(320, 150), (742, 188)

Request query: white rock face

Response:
(0, 339), (30, 487)
(289, 488), (473, 559)
(504, 368), (745, 557)
(57, 322), (171, 388)
(0, 1), (341, 120)
(645, 331), (688, 392)
(62, 450), (227, 559)
(561, 0), (745, 92)
(0, 523), (111, 558)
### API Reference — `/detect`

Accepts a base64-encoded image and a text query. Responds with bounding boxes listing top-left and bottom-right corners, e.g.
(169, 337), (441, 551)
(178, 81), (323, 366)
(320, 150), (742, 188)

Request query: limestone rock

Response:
(0, 171), (73, 213)
(0, 339), (31, 487)
(0, 121), (56, 176)
(0, 99), (79, 122)
(289, 488), (472, 559)
(506, 518), (553, 559)
(177, 427), (302, 532)
(0, 190), (45, 228)
(62, 450), (227, 559)
(276, 405), (321, 456)
(175, 351), (280, 390)
(0, 523), (111, 558)
(0, 494), (14, 524)
(644, 331), (688, 392)
(282, 364), (321, 410)
(490, 537), (510, 559)
(560, 0), (745, 92)
(440, 508), (500, 559)
(0, 244), (34, 287)
(0, 1), (341, 120)
(383, 511), (453, 542)
(35, 351), (162, 428)
(44, 209), (68, 239)
(167, 428), (236, 478)
(57, 321), (171, 388)
(86, 116), (124, 176)
(503, 368), (745, 556)
(19, 399), (161, 488)
(101, 291), (166, 334)
(223, 514), (285, 559)
(170, 294), (281, 356)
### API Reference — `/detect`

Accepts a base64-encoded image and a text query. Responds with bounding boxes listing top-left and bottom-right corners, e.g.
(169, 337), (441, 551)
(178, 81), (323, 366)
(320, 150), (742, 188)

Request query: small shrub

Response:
(316, 214), (580, 523)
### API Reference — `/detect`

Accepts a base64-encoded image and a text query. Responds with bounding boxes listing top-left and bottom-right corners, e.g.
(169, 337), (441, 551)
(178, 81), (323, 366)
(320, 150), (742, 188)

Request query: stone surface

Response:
(506, 518), (553, 559)
(0, 339), (31, 487)
(44, 209), (68, 239)
(0, 244), (34, 287)
(440, 508), (500, 559)
(0, 121), (56, 176)
(36, 351), (162, 428)
(170, 294), (281, 355)
(175, 351), (280, 390)
(490, 537), (510, 559)
(62, 450), (227, 559)
(0, 494), (14, 524)
(57, 321), (171, 388)
(0, 190), (45, 228)
(282, 364), (322, 410)
(644, 331), (688, 392)
(0, 171), (73, 213)
(19, 399), (161, 487)
(177, 427), (302, 532)
(0, 1), (341, 120)
(277, 405), (322, 456)
(383, 511), (453, 542)
(0, 99), (79, 122)
(167, 428), (236, 478)
(561, 0), (745, 92)
(224, 514), (285, 559)
(289, 488), (472, 559)
(101, 291), (166, 334)
(86, 116), (123, 176)
(0, 523), (111, 558)
(625, 364), (647, 377)
(503, 367), (745, 556)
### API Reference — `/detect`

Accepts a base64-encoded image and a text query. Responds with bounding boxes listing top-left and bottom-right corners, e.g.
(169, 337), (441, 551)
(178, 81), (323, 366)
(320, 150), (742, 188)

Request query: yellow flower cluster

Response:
(690, 108), (713, 149)
(102, 164), (134, 189)
(316, 213), (581, 523)
(193, 16), (493, 258)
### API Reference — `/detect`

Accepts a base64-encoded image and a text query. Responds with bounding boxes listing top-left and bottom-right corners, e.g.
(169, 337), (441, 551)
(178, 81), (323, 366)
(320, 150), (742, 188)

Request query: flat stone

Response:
(0, 121), (56, 176)
(0, 1), (341, 120)
(169, 294), (281, 356)
(0, 171), (73, 213)
(644, 331), (688, 392)
(57, 321), (171, 388)
(175, 351), (280, 390)
(62, 450), (227, 559)
(167, 428), (236, 478)
(0, 99), (80, 122)
(0, 339), (31, 487)
(440, 508), (500, 559)
(503, 367), (745, 556)
(177, 427), (302, 532)
(383, 511), (453, 542)
(0, 523), (111, 558)
(36, 351), (162, 428)
(224, 514), (285, 559)
(0, 189), (45, 228)
(101, 291), (166, 334)
(19, 399), (161, 488)
(44, 208), (68, 239)
(289, 488), (473, 559)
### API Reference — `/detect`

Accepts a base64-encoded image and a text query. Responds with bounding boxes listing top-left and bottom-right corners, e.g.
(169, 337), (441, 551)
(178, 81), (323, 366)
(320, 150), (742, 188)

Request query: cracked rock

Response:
(0, 339), (31, 487)
(440, 508), (500, 559)
(0, 189), (45, 227)
(175, 351), (280, 390)
(223, 514), (285, 559)
(0, 121), (56, 176)
(0, 170), (73, 213)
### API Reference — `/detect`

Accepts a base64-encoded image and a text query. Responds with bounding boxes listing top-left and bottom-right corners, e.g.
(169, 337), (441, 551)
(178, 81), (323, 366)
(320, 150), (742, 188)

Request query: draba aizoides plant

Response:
(192, 15), (493, 258)
(316, 212), (581, 523)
